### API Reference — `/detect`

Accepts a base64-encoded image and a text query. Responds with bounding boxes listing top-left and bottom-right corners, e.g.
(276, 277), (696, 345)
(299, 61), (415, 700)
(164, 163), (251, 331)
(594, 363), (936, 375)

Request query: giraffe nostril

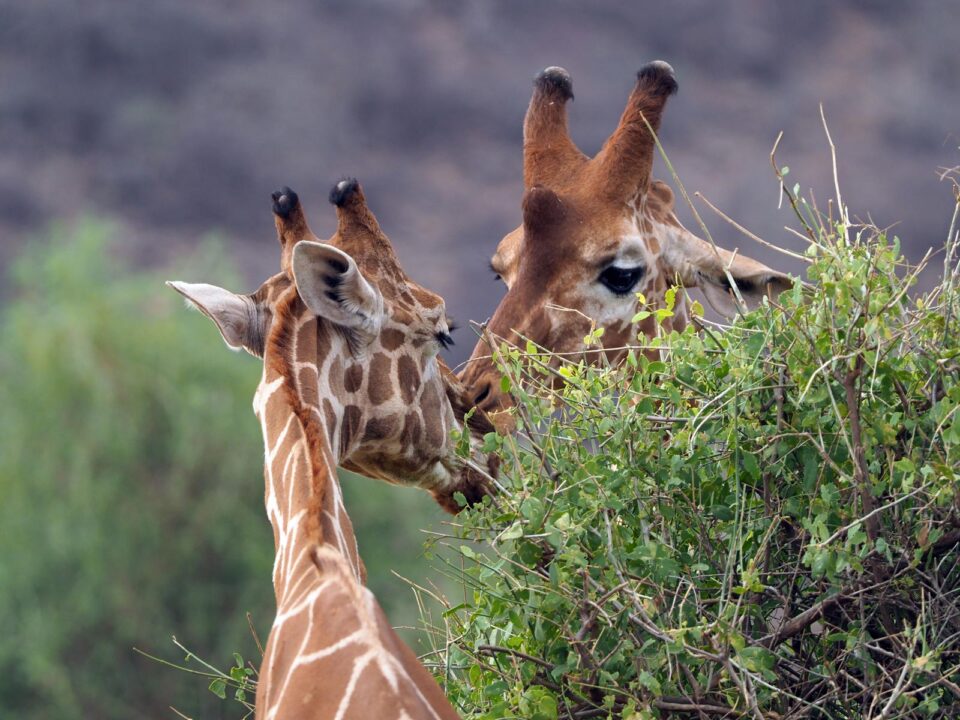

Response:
(473, 382), (492, 408)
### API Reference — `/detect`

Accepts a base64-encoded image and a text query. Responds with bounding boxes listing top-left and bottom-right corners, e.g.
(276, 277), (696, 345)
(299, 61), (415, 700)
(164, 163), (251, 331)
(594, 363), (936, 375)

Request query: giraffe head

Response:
(169, 180), (495, 513)
(462, 62), (791, 417)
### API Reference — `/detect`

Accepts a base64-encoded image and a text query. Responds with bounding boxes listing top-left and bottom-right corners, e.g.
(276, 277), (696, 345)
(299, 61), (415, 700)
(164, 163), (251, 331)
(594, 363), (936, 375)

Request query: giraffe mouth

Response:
(432, 455), (500, 514)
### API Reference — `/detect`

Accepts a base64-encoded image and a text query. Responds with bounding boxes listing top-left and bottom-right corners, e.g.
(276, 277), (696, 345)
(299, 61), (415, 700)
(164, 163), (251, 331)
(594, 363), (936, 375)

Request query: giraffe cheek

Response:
(363, 414), (401, 443)
(423, 415), (445, 450)
(420, 383), (445, 449)
(400, 412), (423, 448)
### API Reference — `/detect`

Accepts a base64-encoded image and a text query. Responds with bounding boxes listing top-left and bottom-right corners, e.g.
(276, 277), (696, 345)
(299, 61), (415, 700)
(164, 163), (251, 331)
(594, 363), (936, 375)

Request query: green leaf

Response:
(208, 678), (227, 700)
(810, 548), (833, 577)
(664, 286), (677, 312)
(637, 670), (661, 694)
(737, 646), (776, 673)
(500, 521), (524, 541)
(709, 504), (734, 521)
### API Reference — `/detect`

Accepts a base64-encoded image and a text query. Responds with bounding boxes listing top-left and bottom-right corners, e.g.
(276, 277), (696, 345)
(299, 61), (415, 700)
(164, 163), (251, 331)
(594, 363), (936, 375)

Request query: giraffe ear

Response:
(166, 281), (264, 356)
(291, 241), (383, 336)
(663, 227), (793, 316)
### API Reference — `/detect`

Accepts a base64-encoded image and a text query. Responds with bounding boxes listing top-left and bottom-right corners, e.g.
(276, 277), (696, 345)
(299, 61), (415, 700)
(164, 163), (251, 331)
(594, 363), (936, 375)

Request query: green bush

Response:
(434, 193), (960, 718)
(0, 221), (450, 719)
(0, 221), (273, 719)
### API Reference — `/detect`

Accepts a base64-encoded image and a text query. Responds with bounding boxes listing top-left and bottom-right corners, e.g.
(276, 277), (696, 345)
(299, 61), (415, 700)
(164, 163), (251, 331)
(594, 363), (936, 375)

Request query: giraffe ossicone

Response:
(169, 180), (493, 719)
(461, 60), (793, 419)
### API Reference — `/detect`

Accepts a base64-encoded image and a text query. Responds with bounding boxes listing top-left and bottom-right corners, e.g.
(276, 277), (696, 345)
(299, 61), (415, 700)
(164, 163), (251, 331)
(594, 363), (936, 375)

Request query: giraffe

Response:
(168, 180), (494, 719)
(460, 61), (792, 417)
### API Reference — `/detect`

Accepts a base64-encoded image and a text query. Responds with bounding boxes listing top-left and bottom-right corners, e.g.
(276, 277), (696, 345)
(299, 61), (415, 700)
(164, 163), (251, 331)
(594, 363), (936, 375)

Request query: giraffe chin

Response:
(432, 456), (500, 514)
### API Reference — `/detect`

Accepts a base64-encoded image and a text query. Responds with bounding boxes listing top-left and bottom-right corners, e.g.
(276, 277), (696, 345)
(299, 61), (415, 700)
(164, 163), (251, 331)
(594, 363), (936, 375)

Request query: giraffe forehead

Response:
(407, 283), (444, 310)
(582, 217), (659, 270)
(380, 276), (445, 313)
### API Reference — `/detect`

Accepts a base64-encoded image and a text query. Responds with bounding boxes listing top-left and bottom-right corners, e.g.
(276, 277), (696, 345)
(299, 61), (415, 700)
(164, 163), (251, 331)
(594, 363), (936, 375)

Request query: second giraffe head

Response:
(462, 62), (792, 418)
(170, 180), (496, 513)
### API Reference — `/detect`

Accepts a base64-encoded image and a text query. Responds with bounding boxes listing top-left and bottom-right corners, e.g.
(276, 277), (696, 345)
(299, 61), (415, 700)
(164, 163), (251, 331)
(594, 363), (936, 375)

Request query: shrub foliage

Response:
(433, 193), (960, 718)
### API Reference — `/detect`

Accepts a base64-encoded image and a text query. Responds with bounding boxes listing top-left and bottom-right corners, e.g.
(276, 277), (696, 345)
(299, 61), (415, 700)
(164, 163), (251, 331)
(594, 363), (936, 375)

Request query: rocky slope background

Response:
(1, 1), (957, 366)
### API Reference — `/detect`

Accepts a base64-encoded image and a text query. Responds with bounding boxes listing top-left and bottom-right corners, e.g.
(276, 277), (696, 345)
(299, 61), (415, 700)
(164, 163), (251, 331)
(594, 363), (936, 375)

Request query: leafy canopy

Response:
(431, 185), (960, 719)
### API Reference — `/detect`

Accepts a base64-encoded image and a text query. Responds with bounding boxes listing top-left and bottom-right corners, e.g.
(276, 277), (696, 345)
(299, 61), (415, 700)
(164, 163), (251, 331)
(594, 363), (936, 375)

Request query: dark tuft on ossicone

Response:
(329, 177), (360, 207)
(271, 186), (299, 217)
(637, 60), (678, 97)
(535, 66), (574, 101)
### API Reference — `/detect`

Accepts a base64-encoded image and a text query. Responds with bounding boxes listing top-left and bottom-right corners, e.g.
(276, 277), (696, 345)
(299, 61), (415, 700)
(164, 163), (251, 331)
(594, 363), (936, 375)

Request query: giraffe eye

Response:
(598, 265), (645, 295)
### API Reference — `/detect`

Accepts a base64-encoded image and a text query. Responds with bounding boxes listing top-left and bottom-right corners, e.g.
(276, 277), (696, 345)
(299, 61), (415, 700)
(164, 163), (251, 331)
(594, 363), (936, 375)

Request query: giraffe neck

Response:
(254, 370), (362, 596)
(252, 290), (460, 720)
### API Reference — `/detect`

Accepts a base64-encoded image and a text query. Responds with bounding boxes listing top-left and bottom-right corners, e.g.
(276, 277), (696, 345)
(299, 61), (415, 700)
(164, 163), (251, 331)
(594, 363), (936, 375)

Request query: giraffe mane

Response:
(265, 284), (332, 548)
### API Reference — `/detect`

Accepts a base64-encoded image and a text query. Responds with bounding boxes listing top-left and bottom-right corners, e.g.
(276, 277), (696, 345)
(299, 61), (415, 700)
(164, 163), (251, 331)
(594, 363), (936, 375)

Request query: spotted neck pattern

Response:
(253, 288), (459, 720)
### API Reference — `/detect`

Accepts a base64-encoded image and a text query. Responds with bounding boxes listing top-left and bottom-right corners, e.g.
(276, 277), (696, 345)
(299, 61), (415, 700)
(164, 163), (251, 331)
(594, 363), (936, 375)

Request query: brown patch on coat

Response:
(298, 366), (319, 407)
(379, 328), (406, 351)
(327, 356), (344, 397)
(364, 414), (400, 443)
(420, 382), (444, 448)
(368, 353), (394, 405)
(343, 364), (364, 393)
(400, 411), (423, 447)
(340, 405), (363, 458)
(396, 355), (421, 404)
(296, 319), (313, 356)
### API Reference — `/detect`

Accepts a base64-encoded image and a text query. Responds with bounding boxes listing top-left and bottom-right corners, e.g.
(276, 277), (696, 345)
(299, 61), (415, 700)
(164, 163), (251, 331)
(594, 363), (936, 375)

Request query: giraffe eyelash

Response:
(436, 331), (455, 349)
(436, 319), (456, 349)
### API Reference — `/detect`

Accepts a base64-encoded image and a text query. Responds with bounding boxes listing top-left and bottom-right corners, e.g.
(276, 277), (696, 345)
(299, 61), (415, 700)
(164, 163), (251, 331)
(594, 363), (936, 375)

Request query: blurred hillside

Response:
(1, 1), (957, 367)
